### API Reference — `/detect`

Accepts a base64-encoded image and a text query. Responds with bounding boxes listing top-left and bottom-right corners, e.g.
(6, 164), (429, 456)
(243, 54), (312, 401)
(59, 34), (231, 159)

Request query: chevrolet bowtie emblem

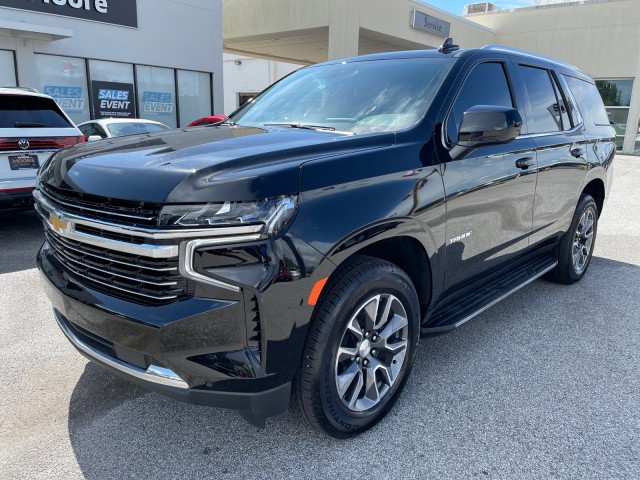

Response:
(49, 213), (69, 233)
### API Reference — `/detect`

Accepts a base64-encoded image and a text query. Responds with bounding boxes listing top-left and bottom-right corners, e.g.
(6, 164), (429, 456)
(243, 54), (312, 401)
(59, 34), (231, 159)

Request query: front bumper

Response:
(37, 243), (302, 424)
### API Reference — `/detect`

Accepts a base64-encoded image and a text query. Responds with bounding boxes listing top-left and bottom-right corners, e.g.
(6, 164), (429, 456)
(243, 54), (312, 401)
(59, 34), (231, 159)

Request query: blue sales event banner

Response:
(91, 81), (136, 119)
(43, 86), (85, 113)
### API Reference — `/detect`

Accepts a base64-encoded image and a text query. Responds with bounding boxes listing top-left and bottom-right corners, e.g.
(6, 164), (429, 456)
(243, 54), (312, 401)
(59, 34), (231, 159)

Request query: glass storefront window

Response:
(136, 65), (177, 128)
(89, 60), (136, 119)
(177, 70), (212, 127)
(635, 117), (640, 154)
(0, 50), (17, 87)
(33, 54), (90, 124)
(596, 79), (634, 150)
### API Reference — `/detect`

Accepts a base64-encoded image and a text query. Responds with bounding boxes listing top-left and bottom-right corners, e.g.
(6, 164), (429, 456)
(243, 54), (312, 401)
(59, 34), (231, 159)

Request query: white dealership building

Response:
(0, 0), (223, 128)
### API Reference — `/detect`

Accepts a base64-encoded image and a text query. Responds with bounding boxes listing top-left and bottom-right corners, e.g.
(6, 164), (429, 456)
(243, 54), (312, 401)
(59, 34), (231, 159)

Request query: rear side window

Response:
(563, 76), (611, 126)
(79, 123), (107, 138)
(518, 65), (565, 134)
(0, 95), (73, 129)
(447, 62), (514, 144)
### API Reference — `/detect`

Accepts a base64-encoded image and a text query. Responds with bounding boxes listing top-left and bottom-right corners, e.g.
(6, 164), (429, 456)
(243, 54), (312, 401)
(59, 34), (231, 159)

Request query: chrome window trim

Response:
(55, 310), (189, 389)
(179, 237), (262, 293)
(34, 189), (264, 240)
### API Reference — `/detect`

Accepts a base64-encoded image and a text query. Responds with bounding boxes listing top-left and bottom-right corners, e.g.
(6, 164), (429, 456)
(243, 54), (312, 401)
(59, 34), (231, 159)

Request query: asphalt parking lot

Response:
(0, 156), (638, 479)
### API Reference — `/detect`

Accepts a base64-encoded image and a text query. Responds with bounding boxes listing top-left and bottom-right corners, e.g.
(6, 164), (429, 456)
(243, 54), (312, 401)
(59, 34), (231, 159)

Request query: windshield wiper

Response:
(14, 122), (51, 128)
(263, 123), (336, 131)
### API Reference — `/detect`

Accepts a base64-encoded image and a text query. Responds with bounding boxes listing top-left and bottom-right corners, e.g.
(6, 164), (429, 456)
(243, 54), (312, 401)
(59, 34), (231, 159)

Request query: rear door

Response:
(513, 63), (587, 246)
(438, 57), (538, 291)
(0, 94), (81, 191)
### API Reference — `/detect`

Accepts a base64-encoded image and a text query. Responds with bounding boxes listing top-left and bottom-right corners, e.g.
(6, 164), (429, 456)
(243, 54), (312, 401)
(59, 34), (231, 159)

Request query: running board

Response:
(421, 255), (557, 335)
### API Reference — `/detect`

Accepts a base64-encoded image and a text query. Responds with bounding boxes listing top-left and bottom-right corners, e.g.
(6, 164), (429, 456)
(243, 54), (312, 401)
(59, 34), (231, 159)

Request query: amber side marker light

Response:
(307, 277), (328, 306)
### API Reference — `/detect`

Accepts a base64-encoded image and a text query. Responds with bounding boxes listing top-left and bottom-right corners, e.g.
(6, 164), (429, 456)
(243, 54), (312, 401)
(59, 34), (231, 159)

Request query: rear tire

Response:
(546, 193), (598, 284)
(296, 255), (420, 438)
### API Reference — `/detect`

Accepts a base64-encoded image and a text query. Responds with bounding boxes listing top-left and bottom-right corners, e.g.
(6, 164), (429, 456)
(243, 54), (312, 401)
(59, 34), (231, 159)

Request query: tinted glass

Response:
(518, 65), (563, 134)
(106, 122), (170, 137)
(136, 65), (177, 128)
(177, 70), (212, 127)
(79, 123), (107, 138)
(232, 58), (454, 134)
(447, 62), (513, 144)
(34, 54), (90, 124)
(0, 95), (73, 128)
(550, 74), (572, 129)
(564, 76), (610, 126)
(596, 79), (633, 107)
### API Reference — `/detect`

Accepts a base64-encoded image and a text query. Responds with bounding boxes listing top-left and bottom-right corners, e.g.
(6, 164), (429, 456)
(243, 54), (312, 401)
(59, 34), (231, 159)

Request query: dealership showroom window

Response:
(0, 0), (221, 127)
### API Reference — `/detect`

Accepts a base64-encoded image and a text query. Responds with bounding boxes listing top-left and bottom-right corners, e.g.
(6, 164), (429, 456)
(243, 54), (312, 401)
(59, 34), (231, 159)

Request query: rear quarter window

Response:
(562, 76), (611, 126)
(0, 95), (73, 129)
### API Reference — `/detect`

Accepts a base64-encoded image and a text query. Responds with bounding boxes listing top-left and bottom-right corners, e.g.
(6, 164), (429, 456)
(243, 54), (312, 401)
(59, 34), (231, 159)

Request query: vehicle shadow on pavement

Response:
(65, 256), (640, 479)
(0, 211), (44, 274)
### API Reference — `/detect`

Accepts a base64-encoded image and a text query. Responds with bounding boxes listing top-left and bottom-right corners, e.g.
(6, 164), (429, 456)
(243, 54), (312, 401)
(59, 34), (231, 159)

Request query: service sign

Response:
(1, 0), (137, 28)
(44, 85), (85, 112)
(411, 10), (450, 38)
(92, 81), (136, 119)
(142, 92), (174, 115)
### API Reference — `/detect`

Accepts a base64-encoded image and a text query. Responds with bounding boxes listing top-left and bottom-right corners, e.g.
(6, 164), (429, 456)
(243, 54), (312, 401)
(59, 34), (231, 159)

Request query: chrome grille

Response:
(34, 185), (262, 303)
(44, 229), (187, 303)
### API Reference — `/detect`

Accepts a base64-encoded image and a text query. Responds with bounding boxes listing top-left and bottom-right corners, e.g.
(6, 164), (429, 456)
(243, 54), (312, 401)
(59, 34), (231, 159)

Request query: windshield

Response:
(106, 122), (170, 137)
(231, 58), (453, 134)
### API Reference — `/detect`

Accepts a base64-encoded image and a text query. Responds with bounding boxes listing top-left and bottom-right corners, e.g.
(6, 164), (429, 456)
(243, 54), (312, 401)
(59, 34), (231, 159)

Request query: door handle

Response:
(515, 157), (535, 170)
(571, 146), (585, 158)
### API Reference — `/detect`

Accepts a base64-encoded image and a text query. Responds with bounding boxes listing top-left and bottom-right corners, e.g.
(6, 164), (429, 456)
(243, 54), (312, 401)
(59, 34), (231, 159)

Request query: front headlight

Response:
(158, 195), (297, 237)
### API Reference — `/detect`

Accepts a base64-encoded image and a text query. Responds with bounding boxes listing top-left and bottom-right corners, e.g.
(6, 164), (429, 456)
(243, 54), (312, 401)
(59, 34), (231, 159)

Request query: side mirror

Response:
(87, 135), (103, 142)
(457, 105), (523, 147)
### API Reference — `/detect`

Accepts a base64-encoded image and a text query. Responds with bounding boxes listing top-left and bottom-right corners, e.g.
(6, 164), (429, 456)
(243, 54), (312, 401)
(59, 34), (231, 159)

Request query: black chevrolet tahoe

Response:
(35, 44), (614, 438)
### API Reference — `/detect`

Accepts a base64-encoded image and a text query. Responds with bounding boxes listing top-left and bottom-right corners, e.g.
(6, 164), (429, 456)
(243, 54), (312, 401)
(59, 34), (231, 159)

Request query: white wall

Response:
(222, 53), (300, 114)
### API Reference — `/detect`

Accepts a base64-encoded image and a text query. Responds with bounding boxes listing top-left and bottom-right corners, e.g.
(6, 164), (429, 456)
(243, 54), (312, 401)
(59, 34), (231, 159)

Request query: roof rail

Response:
(480, 45), (581, 72)
(1, 86), (40, 93)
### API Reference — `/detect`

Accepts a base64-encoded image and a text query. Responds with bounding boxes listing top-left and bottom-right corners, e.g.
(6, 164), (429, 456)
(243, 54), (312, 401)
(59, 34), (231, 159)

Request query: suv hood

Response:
(39, 125), (394, 203)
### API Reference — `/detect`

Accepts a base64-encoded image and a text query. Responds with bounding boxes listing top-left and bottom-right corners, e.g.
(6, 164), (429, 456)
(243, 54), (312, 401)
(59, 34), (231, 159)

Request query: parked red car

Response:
(187, 115), (227, 127)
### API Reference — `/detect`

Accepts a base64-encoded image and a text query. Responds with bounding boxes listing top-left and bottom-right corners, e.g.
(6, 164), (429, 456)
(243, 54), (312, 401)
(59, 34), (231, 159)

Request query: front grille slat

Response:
(44, 231), (186, 305)
(40, 183), (160, 227)
(53, 247), (178, 287)
(48, 230), (177, 273)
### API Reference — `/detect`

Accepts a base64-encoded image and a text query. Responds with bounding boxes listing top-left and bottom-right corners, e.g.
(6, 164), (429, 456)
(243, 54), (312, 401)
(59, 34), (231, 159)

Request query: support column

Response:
(14, 37), (37, 88)
(622, 39), (640, 154)
(328, 0), (360, 61)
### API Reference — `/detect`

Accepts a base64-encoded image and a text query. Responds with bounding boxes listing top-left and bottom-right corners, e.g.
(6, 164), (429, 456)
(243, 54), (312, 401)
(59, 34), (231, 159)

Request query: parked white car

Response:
(0, 87), (85, 212)
(77, 118), (171, 139)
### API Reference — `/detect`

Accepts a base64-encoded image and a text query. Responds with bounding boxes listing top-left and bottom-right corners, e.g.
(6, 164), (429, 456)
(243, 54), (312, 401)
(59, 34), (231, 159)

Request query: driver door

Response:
(438, 59), (537, 291)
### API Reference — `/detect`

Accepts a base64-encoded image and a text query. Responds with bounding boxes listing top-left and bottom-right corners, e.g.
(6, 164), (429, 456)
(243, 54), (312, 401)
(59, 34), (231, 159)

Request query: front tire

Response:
(547, 193), (598, 284)
(296, 255), (420, 438)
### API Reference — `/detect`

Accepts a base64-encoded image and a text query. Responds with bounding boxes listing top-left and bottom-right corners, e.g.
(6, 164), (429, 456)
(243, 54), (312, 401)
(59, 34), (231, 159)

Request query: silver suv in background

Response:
(0, 87), (85, 212)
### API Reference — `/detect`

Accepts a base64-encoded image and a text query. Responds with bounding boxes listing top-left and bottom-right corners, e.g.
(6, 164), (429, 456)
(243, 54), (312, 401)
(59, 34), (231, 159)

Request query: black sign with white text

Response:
(1, 0), (137, 28)
(91, 81), (136, 119)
